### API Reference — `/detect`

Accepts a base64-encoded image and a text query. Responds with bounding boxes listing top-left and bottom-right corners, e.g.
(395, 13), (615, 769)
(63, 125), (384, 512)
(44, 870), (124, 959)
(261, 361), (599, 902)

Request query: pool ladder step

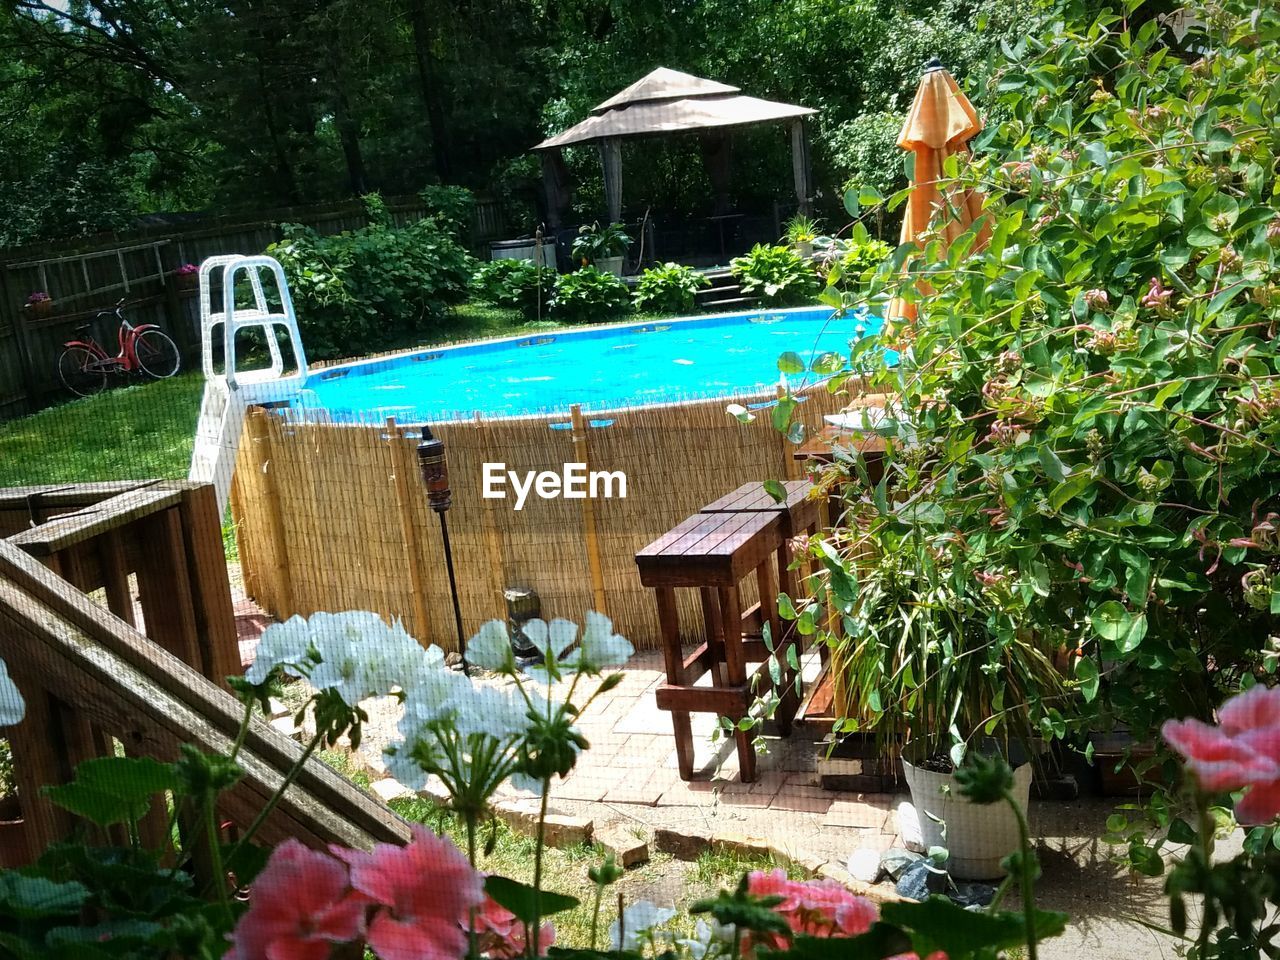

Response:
(696, 277), (757, 312)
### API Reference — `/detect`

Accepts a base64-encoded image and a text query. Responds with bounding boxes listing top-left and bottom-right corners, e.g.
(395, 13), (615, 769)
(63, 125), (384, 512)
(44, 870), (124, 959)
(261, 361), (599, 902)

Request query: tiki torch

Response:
(417, 430), (468, 673)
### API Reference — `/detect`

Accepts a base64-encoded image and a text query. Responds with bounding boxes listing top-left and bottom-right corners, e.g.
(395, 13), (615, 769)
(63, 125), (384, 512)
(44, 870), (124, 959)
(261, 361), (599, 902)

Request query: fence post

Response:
(244, 408), (295, 616)
(570, 404), (608, 617)
(386, 418), (432, 644)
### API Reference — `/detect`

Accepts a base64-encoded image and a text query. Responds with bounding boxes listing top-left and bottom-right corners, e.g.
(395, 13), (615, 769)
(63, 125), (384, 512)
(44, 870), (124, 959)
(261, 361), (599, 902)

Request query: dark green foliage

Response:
(471, 258), (555, 320)
(730, 244), (821, 307)
(571, 222), (631, 265)
(419, 185), (476, 240)
(267, 216), (473, 360)
(632, 262), (709, 314)
(549, 267), (631, 322)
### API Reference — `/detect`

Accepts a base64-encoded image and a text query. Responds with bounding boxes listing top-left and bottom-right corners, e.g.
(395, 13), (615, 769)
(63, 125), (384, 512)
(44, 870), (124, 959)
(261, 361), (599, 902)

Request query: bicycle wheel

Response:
(57, 346), (108, 398)
(134, 329), (181, 379)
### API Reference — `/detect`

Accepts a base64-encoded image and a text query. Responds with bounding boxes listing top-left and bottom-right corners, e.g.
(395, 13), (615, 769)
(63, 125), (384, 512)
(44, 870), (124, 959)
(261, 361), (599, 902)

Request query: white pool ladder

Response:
(189, 255), (308, 516)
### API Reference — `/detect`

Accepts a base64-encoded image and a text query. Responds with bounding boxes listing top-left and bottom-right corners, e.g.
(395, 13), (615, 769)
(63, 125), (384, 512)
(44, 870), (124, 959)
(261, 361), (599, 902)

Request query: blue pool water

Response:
(297, 306), (884, 423)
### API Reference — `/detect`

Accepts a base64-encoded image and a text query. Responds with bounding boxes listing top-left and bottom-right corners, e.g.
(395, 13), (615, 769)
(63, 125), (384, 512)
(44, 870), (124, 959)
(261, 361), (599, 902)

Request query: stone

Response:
(653, 827), (711, 861)
(542, 813), (593, 848)
(596, 828), (650, 869)
(267, 697), (290, 719)
(879, 849), (923, 881)
(370, 778), (412, 803)
(713, 834), (773, 860)
(951, 882), (997, 908)
(895, 859), (949, 901)
(847, 848), (883, 884)
(895, 801), (925, 852)
(270, 716), (302, 741)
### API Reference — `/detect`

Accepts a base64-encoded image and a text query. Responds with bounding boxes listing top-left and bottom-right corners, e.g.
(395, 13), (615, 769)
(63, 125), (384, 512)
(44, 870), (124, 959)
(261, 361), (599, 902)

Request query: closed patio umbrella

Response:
(886, 59), (990, 326)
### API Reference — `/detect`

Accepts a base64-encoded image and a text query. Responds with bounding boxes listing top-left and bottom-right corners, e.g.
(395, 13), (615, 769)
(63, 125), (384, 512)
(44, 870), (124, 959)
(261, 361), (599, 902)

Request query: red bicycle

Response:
(57, 299), (182, 398)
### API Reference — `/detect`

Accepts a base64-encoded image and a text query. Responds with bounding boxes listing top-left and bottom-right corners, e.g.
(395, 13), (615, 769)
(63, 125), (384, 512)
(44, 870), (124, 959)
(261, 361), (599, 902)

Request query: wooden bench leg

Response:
(655, 587), (695, 780)
(717, 585), (756, 782)
(699, 587), (726, 686)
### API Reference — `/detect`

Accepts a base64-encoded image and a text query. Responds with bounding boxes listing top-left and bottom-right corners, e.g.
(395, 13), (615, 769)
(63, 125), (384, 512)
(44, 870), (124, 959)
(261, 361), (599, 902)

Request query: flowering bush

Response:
(176, 262), (199, 275)
(24, 290), (50, 306)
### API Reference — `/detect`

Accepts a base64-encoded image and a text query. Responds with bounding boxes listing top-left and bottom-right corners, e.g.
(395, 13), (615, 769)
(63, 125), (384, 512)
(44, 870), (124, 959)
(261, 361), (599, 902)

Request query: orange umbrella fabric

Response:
(887, 61), (990, 325)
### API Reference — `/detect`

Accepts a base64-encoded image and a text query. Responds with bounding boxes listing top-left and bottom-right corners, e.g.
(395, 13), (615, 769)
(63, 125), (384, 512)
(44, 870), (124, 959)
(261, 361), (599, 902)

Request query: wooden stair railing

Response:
(0, 481), (410, 872)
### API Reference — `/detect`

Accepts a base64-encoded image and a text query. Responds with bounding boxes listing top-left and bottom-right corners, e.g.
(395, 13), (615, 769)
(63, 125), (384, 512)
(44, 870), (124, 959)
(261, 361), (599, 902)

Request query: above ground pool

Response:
(297, 306), (884, 423)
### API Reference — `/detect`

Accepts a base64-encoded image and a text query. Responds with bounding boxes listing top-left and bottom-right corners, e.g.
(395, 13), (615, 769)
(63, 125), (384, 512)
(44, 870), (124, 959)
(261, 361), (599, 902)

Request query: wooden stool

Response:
(636, 510), (795, 782)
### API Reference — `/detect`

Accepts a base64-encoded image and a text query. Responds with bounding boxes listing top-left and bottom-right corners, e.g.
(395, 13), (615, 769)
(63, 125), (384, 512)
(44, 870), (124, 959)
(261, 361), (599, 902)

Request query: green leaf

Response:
(1038, 446), (1068, 483)
(1048, 472), (1092, 511)
(1090, 601), (1147, 653)
(810, 352), (845, 375)
(484, 876), (579, 924)
(44, 756), (176, 827)
(1075, 656), (1100, 703)
(771, 397), (797, 434)
(1167, 818), (1197, 845)
(879, 896), (1067, 955)
(0, 874), (89, 920)
(1206, 126), (1234, 154)
(777, 352), (806, 375)
(762, 479), (787, 504)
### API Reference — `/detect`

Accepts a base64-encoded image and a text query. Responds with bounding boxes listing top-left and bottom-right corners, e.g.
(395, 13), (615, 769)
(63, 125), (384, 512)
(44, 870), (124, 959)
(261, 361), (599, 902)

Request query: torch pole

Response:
(417, 431), (469, 674)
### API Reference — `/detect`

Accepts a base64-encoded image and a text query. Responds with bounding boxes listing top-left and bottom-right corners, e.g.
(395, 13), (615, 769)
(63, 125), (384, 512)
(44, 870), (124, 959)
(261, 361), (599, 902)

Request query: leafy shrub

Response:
(470, 258), (555, 320)
(730, 244), (821, 307)
(549, 266), (630, 322)
(571, 221), (631, 265)
(418, 184), (476, 240)
(268, 217), (473, 361)
(824, 233), (893, 289)
(804, 0), (1280, 860)
(633, 262), (709, 314)
(824, 111), (905, 203)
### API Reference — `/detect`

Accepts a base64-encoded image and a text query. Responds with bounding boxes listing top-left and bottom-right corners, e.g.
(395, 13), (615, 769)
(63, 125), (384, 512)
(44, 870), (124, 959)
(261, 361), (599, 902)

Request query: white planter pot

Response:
(900, 755), (1033, 880)
(795, 241), (814, 258)
(596, 256), (624, 277)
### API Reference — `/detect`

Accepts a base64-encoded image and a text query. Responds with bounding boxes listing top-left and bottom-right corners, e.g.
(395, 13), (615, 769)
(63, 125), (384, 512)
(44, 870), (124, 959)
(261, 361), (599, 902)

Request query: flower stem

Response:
(1006, 791), (1038, 960)
(466, 812), (480, 960)
(228, 698), (255, 764)
(589, 880), (604, 950)
(1195, 794), (1215, 960)
(530, 776), (552, 959)
(203, 791), (233, 925)
(228, 729), (324, 862)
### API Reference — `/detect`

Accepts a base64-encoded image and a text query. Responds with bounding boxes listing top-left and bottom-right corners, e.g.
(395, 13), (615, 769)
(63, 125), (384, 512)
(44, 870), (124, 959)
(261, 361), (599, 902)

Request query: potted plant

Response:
(572, 221), (631, 276)
(23, 291), (52, 319)
(784, 213), (821, 258)
(174, 262), (199, 293)
(821, 514), (1069, 880)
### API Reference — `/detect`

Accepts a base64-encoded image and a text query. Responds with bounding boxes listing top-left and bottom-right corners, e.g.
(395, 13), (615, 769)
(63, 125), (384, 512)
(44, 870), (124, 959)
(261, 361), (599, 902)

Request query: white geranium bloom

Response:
(609, 900), (676, 951)
(245, 614), (312, 685)
(466, 620), (516, 673)
(384, 744), (429, 791)
(568, 611), (634, 672)
(309, 614), (386, 706)
(522, 618), (579, 682)
(677, 920), (720, 959)
(454, 685), (531, 740)
(361, 619), (432, 695)
(0, 657), (26, 726)
(401, 668), (470, 725)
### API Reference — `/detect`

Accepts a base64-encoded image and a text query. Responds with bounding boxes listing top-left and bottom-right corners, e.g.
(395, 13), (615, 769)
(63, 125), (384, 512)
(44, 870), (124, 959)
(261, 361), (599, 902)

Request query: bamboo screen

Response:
(231, 383), (847, 652)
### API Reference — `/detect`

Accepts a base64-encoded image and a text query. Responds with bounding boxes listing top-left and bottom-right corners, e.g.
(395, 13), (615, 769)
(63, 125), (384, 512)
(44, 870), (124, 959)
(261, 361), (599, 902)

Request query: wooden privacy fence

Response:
(230, 384), (848, 653)
(0, 194), (509, 421)
(0, 480), (409, 871)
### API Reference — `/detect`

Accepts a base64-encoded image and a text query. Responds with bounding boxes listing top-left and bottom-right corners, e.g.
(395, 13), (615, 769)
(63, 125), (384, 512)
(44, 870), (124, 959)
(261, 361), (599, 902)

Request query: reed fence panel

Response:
(231, 383), (848, 652)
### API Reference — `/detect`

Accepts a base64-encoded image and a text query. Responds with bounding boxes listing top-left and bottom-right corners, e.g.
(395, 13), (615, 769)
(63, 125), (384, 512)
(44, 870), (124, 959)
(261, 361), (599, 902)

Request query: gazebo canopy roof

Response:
(534, 67), (815, 151)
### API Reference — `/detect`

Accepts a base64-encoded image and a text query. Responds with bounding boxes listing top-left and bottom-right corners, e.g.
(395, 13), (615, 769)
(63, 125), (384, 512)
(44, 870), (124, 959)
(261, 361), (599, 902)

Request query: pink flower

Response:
(1163, 685), (1280, 824)
(227, 840), (365, 960)
(474, 895), (555, 958)
(745, 870), (878, 951)
(333, 824), (485, 960)
(1140, 277), (1175, 316)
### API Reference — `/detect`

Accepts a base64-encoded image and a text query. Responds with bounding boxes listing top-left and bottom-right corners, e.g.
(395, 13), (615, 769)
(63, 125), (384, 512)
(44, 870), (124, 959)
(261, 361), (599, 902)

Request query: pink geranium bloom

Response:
(745, 870), (878, 951)
(333, 824), (485, 960)
(227, 840), (365, 960)
(474, 895), (555, 958)
(1163, 684), (1280, 824)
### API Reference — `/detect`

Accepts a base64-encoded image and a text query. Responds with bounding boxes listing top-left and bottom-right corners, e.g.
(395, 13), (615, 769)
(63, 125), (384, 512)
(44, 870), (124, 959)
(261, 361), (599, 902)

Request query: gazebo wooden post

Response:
(601, 137), (623, 224)
(540, 150), (568, 229)
(790, 118), (812, 215)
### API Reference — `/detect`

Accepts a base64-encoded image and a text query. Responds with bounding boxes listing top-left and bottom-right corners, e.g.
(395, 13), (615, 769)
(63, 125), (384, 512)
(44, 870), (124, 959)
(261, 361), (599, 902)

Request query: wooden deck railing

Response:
(0, 480), (409, 872)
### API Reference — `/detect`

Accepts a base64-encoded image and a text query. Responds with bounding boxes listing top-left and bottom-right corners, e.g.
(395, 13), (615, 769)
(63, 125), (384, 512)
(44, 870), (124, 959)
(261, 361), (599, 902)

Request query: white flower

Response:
(361, 619), (433, 695)
(0, 657), (26, 726)
(453, 685), (531, 740)
(245, 614), (312, 685)
(308, 611), (389, 705)
(522, 618), (579, 682)
(677, 920), (724, 959)
(384, 744), (429, 791)
(466, 620), (516, 673)
(401, 668), (470, 726)
(610, 900), (676, 951)
(567, 611), (634, 672)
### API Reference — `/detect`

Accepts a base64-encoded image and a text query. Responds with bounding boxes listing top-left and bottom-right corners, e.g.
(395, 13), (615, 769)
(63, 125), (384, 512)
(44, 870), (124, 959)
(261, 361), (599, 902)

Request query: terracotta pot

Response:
(175, 273), (199, 293)
(24, 300), (53, 319)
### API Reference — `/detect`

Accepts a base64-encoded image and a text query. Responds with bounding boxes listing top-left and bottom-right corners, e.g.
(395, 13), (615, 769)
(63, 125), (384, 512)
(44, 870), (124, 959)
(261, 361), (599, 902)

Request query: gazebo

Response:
(533, 68), (817, 229)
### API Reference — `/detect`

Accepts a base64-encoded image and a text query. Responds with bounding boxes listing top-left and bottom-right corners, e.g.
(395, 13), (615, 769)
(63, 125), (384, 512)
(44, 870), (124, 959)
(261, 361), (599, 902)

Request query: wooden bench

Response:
(635, 509), (801, 783)
(700, 480), (821, 605)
